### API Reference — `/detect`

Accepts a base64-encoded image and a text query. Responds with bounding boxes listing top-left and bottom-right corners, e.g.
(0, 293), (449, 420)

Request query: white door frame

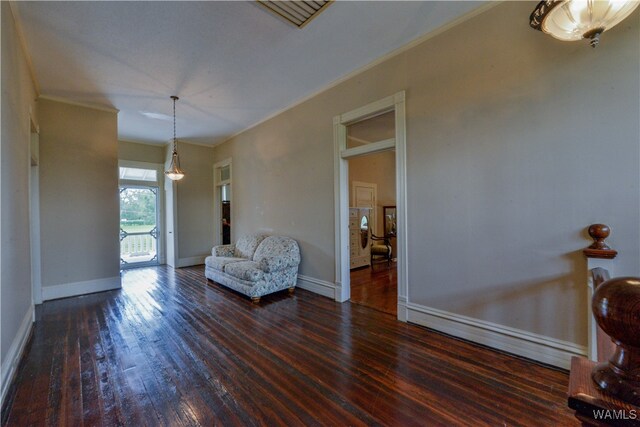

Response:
(118, 160), (165, 266)
(213, 158), (233, 245)
(333, 91), (408, 321)
(29, 114), (42, 305)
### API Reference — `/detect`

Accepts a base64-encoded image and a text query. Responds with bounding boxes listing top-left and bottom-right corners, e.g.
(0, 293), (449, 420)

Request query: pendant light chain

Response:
(165, 95), (185, 181)
(173, 96), (177, 153)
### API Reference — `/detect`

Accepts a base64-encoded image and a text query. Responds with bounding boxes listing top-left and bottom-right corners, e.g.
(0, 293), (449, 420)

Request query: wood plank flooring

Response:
(350, 261), (397, 316)
(2, 265), (577, 426)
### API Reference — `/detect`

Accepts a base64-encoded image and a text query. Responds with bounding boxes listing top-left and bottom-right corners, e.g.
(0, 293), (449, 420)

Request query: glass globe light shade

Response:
(531, 0), (640, 47)
(165, 151), (185, 181)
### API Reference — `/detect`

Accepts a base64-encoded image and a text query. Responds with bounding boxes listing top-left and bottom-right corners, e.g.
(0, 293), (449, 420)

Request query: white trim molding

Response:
(1, 304), (34, 407)
(406, 303), (586, 370)
(42, 276), (122, 301)
(333, 91), (408, 322)
(38, 95), (119, 114)
(397, 296), (408, 322)
(340, 138), (395, 160)
(297, 275), (336, 299)
(176, 256), (207, 268)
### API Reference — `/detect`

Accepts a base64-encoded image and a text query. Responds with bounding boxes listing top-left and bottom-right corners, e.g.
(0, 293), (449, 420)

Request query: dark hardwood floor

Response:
(2, 265), (577, 426)
(350, 261), (397, 316)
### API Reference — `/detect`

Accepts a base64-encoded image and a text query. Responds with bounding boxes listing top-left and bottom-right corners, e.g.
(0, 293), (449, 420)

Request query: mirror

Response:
(360, 215), (369, 249)
(384, 206), (397, 237)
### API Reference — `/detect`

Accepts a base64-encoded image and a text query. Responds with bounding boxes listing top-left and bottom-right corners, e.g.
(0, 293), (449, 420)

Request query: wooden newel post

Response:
(591, 277), (640, 405)
(583, 223), (617, 362)
(583, 224), (618, 259)
(567, 224), (638, 422)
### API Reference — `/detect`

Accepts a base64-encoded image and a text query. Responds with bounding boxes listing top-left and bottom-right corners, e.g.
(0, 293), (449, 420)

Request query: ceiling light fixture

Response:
(165, 95), (185, 181)
(530, 0), (640, 47)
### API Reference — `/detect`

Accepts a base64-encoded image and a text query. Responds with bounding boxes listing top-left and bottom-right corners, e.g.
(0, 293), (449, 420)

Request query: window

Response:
(119, 167), (157, 182)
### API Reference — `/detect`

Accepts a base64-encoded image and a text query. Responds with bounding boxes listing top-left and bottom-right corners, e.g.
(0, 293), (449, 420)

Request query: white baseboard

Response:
(297, 274), (336, 299)
(42, 276), (121, 301)
(176, 256), (206, 268)
(334, 281), (348, 302)
(397, 295), (408, 322)
(406, 302), (586, 370)
(1, 304), (34, 407)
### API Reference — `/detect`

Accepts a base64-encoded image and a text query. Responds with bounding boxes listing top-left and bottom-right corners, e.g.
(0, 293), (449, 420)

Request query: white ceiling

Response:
(15, 1), (486, 146)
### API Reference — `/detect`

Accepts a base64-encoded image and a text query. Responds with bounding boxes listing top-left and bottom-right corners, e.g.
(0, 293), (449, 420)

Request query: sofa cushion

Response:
(212, 244), (234, 257)
(224, 261), (264, 282)
(205, 256), (247, 272)
(258, 256), (294, 273)
(234, 234), (267, 259)
(254, 236), (301, 266)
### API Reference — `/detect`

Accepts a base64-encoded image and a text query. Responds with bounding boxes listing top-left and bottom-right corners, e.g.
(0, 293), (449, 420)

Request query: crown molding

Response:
(220, 1), (502, 146)
(8, 1), (40, 95)
(38, 95), (119, 114)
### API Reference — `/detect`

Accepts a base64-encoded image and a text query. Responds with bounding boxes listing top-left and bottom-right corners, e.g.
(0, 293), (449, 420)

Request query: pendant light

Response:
(165, 95), (185, 181)
(530, 0), (640, 47)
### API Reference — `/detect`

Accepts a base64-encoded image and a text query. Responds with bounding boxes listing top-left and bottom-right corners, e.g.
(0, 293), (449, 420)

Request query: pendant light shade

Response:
(530, 0), (640, 47)
(165, 151), (184, 181)
(165, 95), (185, 181)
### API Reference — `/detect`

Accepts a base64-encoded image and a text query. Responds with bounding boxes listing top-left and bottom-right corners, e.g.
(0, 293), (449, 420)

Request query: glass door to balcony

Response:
(119, 186), (159, 269)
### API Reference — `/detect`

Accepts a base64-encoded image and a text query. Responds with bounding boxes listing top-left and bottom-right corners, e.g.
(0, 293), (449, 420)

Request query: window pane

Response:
(346, 110), (395, 149)
(120, 188), (157, 233)
(220, 165), (230, 182)
(221, 184), (231, 202)
(119, 186), (159, 268)
(119, 167), (157, 182)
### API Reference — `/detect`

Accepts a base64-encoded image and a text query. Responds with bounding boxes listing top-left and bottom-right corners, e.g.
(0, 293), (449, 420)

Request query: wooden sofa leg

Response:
(288, 287), (295, 295)
(251, 296), (261, 304)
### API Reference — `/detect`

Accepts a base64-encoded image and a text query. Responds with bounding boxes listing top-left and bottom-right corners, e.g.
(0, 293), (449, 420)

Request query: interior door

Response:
(352, 181), (377, 232)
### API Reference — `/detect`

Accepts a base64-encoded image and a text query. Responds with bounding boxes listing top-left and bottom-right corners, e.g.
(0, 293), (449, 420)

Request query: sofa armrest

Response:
(213, 244), (235, 257)
(258, 255), (299, 273)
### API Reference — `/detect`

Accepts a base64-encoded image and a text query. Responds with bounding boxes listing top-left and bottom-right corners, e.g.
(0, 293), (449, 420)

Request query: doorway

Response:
(119, 186), (160, 268)
(214, 159), (232, 245)
(347, 118), (397, 315)
(333, 91), (408, 321)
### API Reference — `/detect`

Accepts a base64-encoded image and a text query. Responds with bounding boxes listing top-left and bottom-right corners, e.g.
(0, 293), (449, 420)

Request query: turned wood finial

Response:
(583, 224), (618, 259)
(591, 277), (640, 405)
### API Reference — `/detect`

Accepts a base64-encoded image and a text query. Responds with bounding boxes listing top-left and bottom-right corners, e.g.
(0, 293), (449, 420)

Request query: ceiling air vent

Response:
(257, 1), (332, 28)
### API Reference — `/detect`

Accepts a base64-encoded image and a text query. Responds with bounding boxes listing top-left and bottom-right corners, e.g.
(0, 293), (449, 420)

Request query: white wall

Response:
(165, 142), (215, 266)
(213, 110), (335, 280)
(38, 99), (120, 298)
(403, 2), (639, 345)
(119, 140), (165, 164)
(1, 1), (38, 402)
(214, 1), (639, 350)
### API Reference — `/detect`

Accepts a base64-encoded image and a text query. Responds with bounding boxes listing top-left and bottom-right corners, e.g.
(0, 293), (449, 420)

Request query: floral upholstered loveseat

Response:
(204, 234), (301, 303)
